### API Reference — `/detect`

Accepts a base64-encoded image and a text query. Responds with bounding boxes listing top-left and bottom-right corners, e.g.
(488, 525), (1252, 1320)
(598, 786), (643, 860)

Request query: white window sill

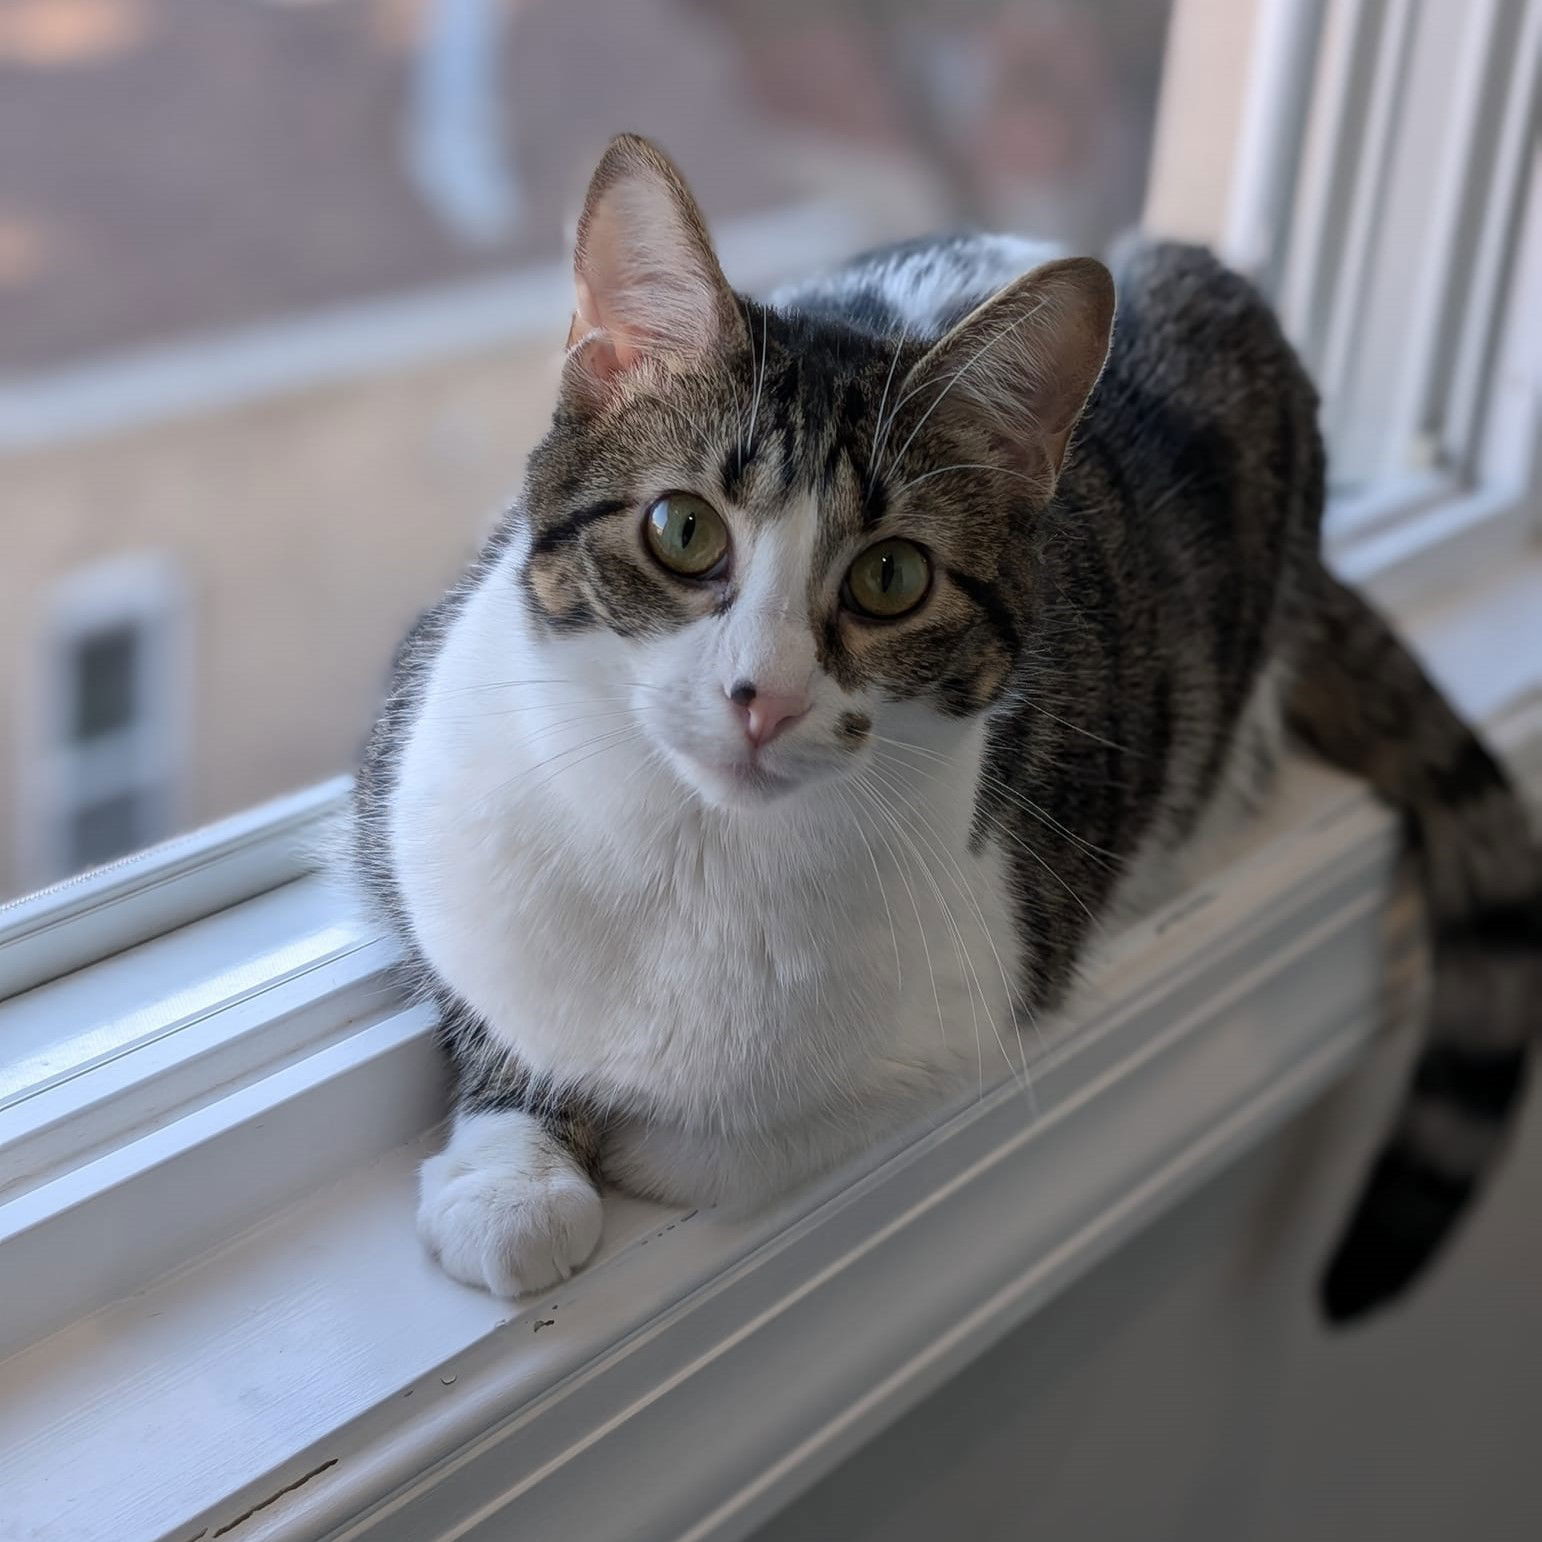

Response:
(3, 561), (1542, 1542)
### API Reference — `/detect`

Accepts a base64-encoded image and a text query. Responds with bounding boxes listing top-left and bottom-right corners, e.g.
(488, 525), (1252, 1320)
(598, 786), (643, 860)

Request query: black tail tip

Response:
(1318, 1140), (1479, 1325)
(1319, 1218), (1446, 1324)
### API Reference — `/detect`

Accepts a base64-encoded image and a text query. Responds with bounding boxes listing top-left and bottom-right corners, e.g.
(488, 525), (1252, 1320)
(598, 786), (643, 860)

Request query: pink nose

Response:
(729, 681), (810, 748)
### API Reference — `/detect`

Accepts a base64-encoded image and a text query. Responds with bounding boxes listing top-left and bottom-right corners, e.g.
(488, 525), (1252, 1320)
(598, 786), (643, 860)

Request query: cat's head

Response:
(514, 135), (1113, 811)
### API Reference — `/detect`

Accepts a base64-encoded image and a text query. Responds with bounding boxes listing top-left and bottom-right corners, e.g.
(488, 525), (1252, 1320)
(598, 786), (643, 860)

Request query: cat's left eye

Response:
(644, 493), (730, 578)
(842, 539), (932, 619)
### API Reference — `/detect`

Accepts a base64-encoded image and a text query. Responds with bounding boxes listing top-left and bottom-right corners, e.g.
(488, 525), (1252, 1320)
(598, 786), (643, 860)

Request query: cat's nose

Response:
(728, 681), (811, 748)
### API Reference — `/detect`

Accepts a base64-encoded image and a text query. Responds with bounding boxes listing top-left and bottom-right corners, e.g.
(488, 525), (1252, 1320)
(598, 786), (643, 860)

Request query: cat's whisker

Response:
(485, 724), (640, 803)
(891, 462), (1045, 499)
(832, 781), (904, 991)
(866, 322), (912, 495)
(882, 296), (1050, 480)
(895, 781), (1047, 1086)
(742, 301), (770, 467)
(852, 770), (993, 1096)
(863, 759), (1035, 1097)
(873, 733), (1119, 866)
(437, 677), (670, 698)
(1015, 697), (1132, 755)
(512, 706), (639, 743)
(886, 803), (992, 1097)
(520, 729), (643, 802)
(873, 748), (1099, 930)
(443, 704), (636, 730)
(847, 772), (951, 1069)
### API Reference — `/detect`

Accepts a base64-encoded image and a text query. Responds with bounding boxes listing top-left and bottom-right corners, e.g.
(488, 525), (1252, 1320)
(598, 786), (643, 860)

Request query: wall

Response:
(1142, 0), (1264, 245)
(751, 1000), (1542, 1541)
(0, 337), (562, 896)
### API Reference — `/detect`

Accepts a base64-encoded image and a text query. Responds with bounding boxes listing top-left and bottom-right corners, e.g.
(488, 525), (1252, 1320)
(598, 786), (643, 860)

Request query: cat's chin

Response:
(687, 758), (804, 808)
(665, 749), (817, 810)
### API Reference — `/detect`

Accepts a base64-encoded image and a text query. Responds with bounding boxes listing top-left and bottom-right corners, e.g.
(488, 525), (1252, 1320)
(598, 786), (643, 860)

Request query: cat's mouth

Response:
(659, 741), (821, 808)
(692, 756), (801, 804)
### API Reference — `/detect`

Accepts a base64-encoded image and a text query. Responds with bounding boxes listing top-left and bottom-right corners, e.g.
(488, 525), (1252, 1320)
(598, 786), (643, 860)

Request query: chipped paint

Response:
(211, 1459), (338, 1537)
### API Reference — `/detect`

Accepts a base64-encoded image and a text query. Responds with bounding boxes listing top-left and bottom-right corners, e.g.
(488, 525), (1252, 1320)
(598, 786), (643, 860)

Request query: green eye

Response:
(843, 539), (932, 619)
(643, 493), (730, 578)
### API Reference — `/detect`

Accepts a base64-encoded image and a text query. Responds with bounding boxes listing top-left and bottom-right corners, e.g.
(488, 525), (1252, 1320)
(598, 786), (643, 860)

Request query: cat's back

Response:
(780, 231), (1315, 414)
(770, 231), (1068, 341)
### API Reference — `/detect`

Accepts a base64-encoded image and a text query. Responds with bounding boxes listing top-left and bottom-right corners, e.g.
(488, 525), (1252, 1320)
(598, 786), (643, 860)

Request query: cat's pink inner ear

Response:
(906, 257), (1116, 490)
(567, 135), (737, 390)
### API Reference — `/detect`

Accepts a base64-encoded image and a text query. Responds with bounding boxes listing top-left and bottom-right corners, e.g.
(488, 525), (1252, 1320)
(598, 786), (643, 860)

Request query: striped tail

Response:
(1287, 568), (1542, 1323)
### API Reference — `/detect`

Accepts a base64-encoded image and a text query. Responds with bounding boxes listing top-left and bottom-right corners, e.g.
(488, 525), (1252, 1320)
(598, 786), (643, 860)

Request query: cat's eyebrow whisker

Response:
(891, 462), (1044, 499)
(882, 297), (1051, 480)
(647, 396), (719, 464)
(742, 302), (770, 466)
(866, 322), (912, 495)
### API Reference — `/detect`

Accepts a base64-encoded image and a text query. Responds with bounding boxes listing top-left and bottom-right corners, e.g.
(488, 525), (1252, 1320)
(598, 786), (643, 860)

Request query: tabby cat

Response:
(351, 134), (1540, 1322)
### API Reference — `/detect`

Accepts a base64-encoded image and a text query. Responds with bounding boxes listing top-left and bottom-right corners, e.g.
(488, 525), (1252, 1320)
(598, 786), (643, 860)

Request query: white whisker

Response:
(864, 759), (1035, 1096)
(883, 297), (1050, 477)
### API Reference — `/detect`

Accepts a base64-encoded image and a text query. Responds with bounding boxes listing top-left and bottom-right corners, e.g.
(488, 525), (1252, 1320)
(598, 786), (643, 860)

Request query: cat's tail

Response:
(1287, 567), (1542, 1323)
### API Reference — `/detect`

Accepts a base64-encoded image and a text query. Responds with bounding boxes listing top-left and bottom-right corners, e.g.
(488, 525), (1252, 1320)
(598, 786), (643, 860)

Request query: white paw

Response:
(417, 1110), (603, 1297)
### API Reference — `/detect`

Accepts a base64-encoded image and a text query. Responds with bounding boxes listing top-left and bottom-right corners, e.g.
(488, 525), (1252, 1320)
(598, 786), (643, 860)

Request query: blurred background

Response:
(0, 0), (1171, 901)
(0, 0), (1536, 902)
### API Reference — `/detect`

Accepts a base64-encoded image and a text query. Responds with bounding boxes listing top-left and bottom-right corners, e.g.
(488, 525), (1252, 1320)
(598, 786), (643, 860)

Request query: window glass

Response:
(71, 624), (140, 743)
(1, 0), (1173, 904)
(69, 790), (147, 870)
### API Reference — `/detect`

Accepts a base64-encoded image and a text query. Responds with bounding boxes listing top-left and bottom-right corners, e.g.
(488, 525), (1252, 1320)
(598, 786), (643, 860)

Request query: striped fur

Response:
(349, 137), (1539, 1314)
(1287, 570), (1542, 1319)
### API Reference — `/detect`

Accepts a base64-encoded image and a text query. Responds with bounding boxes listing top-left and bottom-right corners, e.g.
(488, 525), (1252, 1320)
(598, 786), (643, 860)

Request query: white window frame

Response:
(4, 17), (1542, 1534)
(1236, 0), (1542, 606)
(18, 552), (191, 894)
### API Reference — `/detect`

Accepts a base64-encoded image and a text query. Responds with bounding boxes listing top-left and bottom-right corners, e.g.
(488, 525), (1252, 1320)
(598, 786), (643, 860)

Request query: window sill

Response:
(3, 565), (1542, 1542)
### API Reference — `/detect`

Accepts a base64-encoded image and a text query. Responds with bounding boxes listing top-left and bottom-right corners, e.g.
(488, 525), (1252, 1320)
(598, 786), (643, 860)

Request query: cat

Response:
(350, 133), (1540, 1323)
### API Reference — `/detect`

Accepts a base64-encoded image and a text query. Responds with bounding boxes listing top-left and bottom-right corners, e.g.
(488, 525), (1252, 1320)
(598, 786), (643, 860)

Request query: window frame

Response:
(1259, 0), (1542, 601)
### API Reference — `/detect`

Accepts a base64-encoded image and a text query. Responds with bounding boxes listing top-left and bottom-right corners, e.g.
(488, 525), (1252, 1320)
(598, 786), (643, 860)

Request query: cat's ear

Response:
(900, 258), (1114, 496)
(564, 134), (743, 398)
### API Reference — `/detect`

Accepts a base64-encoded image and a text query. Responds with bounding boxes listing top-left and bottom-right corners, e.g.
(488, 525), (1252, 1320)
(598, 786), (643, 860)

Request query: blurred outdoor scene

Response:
(0, 0), (1172, 902)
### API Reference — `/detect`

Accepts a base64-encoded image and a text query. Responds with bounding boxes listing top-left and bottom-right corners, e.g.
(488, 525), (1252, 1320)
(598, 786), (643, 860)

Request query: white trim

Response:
(0, 775), (347, 998)
(1219, 0), (1327, 281)
(1277, 0), (1374, 350)
(1371, 0), (1505, 487)
(0, 880), (390, 1191)
(0, 202), (867, 453)
(1264, 0), (1542, 588)
(1441, 0), (1542, 472)
(1313, 0), (1413, 434)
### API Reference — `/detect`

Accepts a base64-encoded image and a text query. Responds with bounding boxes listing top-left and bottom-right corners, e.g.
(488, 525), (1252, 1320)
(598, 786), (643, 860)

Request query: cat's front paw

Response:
(417, 1110), (603, 1297)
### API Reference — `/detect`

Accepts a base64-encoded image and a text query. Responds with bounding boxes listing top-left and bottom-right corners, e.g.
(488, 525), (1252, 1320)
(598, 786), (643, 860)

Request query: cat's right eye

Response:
(643, 493), (730, 579)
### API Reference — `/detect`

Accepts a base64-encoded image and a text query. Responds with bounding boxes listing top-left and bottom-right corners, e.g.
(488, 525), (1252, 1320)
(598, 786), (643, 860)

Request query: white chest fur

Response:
(388, 559), (1021, 1204)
